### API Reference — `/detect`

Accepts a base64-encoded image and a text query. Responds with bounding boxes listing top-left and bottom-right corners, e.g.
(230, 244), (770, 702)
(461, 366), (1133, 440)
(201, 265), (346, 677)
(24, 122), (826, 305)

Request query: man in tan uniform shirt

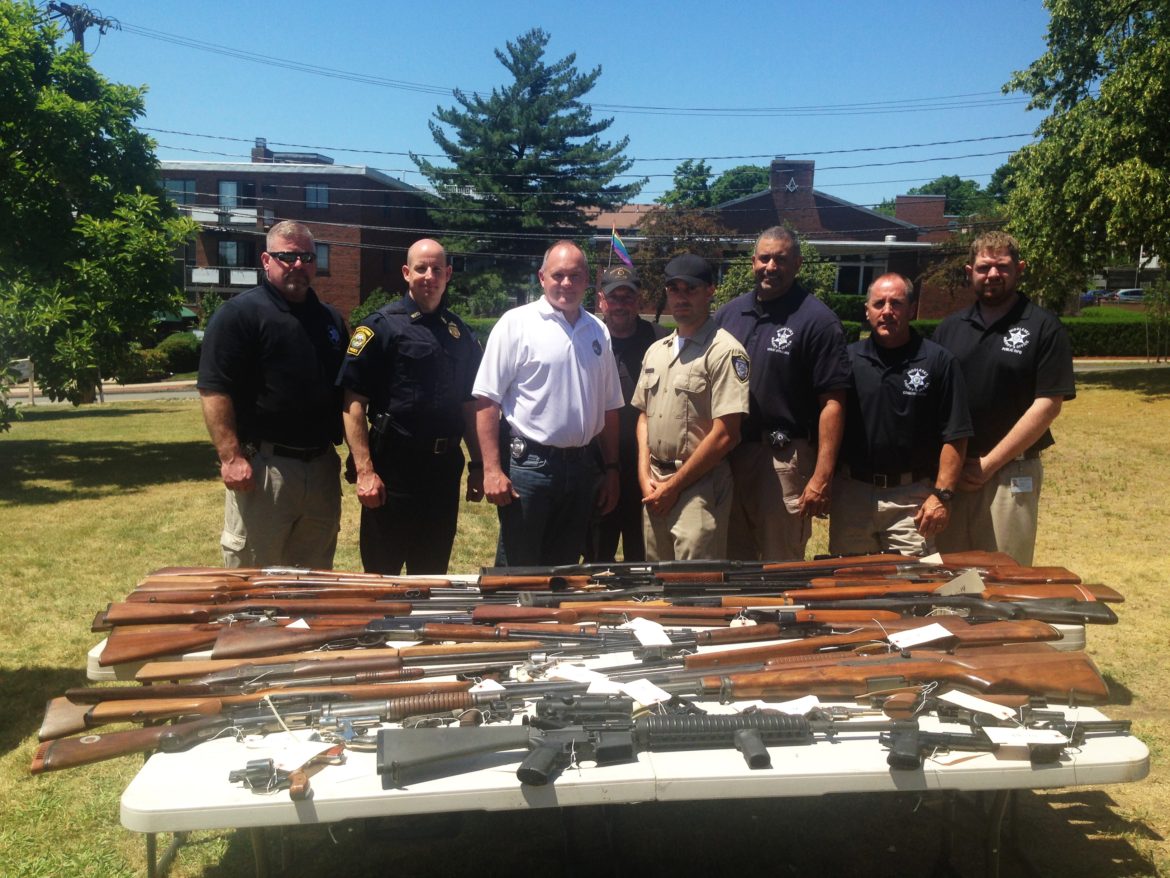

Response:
(633, 254), (750, 560)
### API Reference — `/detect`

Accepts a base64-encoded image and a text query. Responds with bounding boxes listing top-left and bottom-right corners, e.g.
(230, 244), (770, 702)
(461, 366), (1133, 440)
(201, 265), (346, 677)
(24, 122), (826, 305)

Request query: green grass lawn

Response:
(1, 374), (1168, 876)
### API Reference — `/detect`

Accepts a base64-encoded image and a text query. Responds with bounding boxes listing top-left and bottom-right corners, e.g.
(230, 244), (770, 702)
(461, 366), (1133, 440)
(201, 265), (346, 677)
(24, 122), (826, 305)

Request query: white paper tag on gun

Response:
(938, 690), (1019, 721)
(982, 726), (1068, 747)
(619, 616), (673, 647)
(936, 568), (985, 595)
(620, 678), (672, 705)
(887, 622), (952, 649)
(285, 618), (311, 629)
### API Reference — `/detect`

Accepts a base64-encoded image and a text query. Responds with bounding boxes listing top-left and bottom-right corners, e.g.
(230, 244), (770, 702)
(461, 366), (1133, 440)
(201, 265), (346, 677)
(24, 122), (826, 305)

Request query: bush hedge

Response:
(114, 345), (169, 384)
(155, 332), (202, 373)
(916, 313), (1168, 357)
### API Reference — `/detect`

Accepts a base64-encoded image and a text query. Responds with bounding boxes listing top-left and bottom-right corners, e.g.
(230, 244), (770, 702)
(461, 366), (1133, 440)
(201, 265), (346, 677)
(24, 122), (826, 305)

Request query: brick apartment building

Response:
(160, 138), (433, 320)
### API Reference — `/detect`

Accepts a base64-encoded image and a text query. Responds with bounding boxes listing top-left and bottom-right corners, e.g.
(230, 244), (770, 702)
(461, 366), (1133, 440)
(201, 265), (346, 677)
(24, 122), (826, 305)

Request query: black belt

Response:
(511, 434), (592, 460)
(259, 441), (331, 462)
(387, 434), (461, 455)
(651, 456), (679, 473)
(845, 465), (933, 488)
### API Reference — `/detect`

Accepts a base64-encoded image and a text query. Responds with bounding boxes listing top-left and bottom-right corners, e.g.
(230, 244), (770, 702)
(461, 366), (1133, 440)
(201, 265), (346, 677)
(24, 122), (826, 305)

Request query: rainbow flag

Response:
(611, 228), (634, 266)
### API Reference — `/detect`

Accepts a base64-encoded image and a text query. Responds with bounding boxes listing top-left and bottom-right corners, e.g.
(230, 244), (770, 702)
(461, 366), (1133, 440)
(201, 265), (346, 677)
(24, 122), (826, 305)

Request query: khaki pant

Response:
(643, 460), (733, 561)
(935, 457), (1043, 565)
(221, 446), (342, 569)
(725, 439), (813, 562)
(828, 475), (932, 556)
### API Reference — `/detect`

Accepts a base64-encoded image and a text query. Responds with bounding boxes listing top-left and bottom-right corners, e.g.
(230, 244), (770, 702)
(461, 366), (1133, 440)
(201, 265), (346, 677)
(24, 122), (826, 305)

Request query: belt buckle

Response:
(433, 438), (449, 454)
(873, 474), (889, 489)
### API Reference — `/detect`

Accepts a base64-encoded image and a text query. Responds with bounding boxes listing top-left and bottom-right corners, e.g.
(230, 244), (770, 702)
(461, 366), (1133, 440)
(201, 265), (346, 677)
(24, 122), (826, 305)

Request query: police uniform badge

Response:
(732, 354), (750, 382)
(592, 339), (602, 355)
(347, 326), (375, 356)
(448, 322), (461, 339)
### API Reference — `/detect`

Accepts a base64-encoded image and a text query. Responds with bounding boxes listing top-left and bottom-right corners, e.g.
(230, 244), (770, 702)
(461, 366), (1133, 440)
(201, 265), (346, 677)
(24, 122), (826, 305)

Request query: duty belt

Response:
(388, 434), (461, 455)
(844, 464), (933, 488)
(258, 441), (332, 462)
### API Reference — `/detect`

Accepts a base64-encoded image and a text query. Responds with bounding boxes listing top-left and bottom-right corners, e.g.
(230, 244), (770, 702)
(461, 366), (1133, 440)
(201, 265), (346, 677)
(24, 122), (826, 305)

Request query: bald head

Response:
(402, 238), (452, 313)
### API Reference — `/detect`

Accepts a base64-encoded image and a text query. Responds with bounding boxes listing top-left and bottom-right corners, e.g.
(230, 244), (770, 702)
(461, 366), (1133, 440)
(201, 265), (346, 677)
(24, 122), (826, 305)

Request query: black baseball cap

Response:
(600, 265), (640, 295)
(664, 254), (714, 287)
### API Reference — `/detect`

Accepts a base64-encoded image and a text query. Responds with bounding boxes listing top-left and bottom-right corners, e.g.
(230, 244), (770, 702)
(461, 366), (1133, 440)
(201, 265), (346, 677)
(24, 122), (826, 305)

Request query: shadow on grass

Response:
(0, 438), (214, 505)
(1104, 674), (1135, 706)
(192, 791), (1161, 877)
(0, 666), (90, 755)
(11, 405), (176, 423)
(1078, 368), (1170, 400)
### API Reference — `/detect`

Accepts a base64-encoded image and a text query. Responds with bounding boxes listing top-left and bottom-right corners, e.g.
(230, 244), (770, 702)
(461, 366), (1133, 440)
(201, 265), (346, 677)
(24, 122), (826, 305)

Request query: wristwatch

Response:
(932, 487), (955, 502)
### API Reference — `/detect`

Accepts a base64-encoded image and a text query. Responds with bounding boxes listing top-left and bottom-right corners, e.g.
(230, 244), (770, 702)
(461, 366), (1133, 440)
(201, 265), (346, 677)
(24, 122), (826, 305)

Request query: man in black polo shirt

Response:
(337, 238), (484, 575)
(197, 220), (347, 568)
(931, 231), (1075, 565)
(713, 226), (851, 561)
(829, 274), (972, 556)
(587, 265), (667, 563)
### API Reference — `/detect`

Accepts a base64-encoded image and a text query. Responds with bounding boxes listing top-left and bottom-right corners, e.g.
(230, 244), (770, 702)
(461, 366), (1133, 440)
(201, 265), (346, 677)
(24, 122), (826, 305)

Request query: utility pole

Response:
(46, 2), (118, 51)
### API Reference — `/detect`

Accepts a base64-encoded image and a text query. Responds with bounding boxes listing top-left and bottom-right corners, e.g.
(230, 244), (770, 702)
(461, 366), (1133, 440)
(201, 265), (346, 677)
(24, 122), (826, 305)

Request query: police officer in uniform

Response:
(338, 239), (484, 574)
(931, 231), (1075, 565)
(713, 227), (851, 561)
(634, 255), (750, 560)
(829, 274), (972, 556)
(588, 265), (668, 562)
(197, 220), (348, 569)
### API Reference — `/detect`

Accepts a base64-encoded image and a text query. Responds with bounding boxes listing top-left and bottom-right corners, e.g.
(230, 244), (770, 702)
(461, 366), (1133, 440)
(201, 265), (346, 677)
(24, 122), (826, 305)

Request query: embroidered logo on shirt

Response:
(328, 325), (342, 346)
(347, 326), (375, 356)
(592, 339), (602, 355)
(1002, 326), (1031, 355)
(732, 354), (750, 382)
(768, 327), (794, 354)
(904, 367), (930, 395)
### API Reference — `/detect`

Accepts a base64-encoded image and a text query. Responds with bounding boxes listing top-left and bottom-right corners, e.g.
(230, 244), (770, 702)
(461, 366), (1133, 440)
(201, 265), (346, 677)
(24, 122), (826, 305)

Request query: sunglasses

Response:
(268, 251), (316, 265)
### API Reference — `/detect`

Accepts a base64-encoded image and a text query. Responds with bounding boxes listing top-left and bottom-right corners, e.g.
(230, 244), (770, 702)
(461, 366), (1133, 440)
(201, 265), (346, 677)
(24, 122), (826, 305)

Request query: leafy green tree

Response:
(905, 175), (995, 217)
(0, 2), (196, 415)
(634, 207), (732, 317)
(1004, 0), (1170, 306)
(657, 159), (713, 208)
(412, 28), (644, 284)
(714, 236), (837, 308)
(709, 164), (770, 205)
(349, 288), (394, 326)
(984, 161), (1017, 206)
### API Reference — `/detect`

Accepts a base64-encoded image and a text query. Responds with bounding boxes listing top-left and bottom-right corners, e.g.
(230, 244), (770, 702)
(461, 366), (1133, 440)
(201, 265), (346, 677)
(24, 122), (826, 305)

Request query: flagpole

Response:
(607, 225), (615, 269)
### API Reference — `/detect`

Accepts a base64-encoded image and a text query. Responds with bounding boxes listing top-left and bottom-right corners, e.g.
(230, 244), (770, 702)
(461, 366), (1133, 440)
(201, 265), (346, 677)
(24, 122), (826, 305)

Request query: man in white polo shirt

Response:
(473, 240), (624, 565)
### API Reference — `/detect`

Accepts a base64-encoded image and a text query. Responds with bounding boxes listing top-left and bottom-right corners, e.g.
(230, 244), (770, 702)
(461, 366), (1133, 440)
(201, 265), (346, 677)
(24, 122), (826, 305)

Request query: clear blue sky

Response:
(74, 0), (1054, 209)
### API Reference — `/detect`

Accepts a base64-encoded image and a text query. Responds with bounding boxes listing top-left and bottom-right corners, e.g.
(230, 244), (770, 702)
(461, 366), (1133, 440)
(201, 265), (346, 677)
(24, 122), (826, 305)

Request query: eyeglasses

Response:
(268, 251), (316, 265)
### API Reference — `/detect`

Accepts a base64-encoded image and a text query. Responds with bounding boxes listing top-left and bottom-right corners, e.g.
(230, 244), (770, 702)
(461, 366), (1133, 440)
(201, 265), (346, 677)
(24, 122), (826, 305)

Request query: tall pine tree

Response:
(412, 29), (644, 281)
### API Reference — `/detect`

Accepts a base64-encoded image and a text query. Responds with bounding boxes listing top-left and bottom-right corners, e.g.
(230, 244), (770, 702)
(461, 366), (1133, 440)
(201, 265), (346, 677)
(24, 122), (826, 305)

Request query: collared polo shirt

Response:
(713, 283), (850, 440)
(932, 295), (1074, 457)
(472, 296), (623, 447)
(842, 330), (973, 474)
(197, 280), (347, 448)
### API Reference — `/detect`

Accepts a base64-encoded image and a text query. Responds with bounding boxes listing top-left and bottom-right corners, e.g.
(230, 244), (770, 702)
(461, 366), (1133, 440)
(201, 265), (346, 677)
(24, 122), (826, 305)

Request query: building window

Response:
(218, 240), (256, 267)
(306, 183), (329, 209)
(833, 260), (884, 295)
(217, 180), (255, 209)
(315, 243), (330, 274)
(164, 179), (196, 205)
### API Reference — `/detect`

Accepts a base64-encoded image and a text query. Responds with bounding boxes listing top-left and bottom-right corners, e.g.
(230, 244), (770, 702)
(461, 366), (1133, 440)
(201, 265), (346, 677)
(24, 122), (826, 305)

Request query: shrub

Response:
(114, 345), (169, 384)
(155, 332), (202, 373)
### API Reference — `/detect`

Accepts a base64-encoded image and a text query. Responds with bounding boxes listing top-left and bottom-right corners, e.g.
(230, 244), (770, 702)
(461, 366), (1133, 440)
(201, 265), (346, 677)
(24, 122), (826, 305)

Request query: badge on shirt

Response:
(347, 326), (375, 356)
(732, 354), (750, 382)
(592, 339), (602, 356)
(447, 322), (461, 339)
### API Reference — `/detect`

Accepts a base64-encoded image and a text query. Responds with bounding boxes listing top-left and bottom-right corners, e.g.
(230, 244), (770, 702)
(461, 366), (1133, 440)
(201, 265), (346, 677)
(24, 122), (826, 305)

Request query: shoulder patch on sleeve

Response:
(732, 354), (750, 382)
(347, 326), (375, 356)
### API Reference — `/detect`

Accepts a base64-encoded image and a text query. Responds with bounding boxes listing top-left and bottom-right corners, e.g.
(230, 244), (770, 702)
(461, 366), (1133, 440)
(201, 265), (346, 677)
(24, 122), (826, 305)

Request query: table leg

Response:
(250, 827), (270, 878)
(984, 789), (1011, 878)
(144, 831), (187, 878)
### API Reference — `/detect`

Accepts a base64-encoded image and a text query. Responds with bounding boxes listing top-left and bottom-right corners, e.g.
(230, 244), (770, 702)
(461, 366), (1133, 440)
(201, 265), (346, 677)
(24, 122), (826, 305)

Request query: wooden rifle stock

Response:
(31, 716), (229, 774)
(39, 678), (474, 740)
(700, 645), (1109, 703)
(124, 584), (434, 603)
(100, 599), (415, 627)
(682, 619), (1061, 670)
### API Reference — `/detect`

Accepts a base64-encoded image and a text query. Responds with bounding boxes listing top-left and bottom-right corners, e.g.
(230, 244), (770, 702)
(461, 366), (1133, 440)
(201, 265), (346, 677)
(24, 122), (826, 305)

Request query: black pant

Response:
(359, 448), (464, 575)
(587, 464), (645, 563)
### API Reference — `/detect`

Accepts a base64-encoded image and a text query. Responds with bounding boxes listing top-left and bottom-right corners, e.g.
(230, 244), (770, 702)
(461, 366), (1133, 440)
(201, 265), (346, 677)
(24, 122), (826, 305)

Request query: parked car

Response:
(1115, 288), (1146, 304)
(1080, 289), (1108, 306)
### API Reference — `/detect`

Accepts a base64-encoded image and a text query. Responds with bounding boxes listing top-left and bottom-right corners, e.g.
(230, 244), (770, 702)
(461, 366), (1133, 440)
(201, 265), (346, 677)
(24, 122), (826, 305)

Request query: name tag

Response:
(1010, 477), (1034, 494)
